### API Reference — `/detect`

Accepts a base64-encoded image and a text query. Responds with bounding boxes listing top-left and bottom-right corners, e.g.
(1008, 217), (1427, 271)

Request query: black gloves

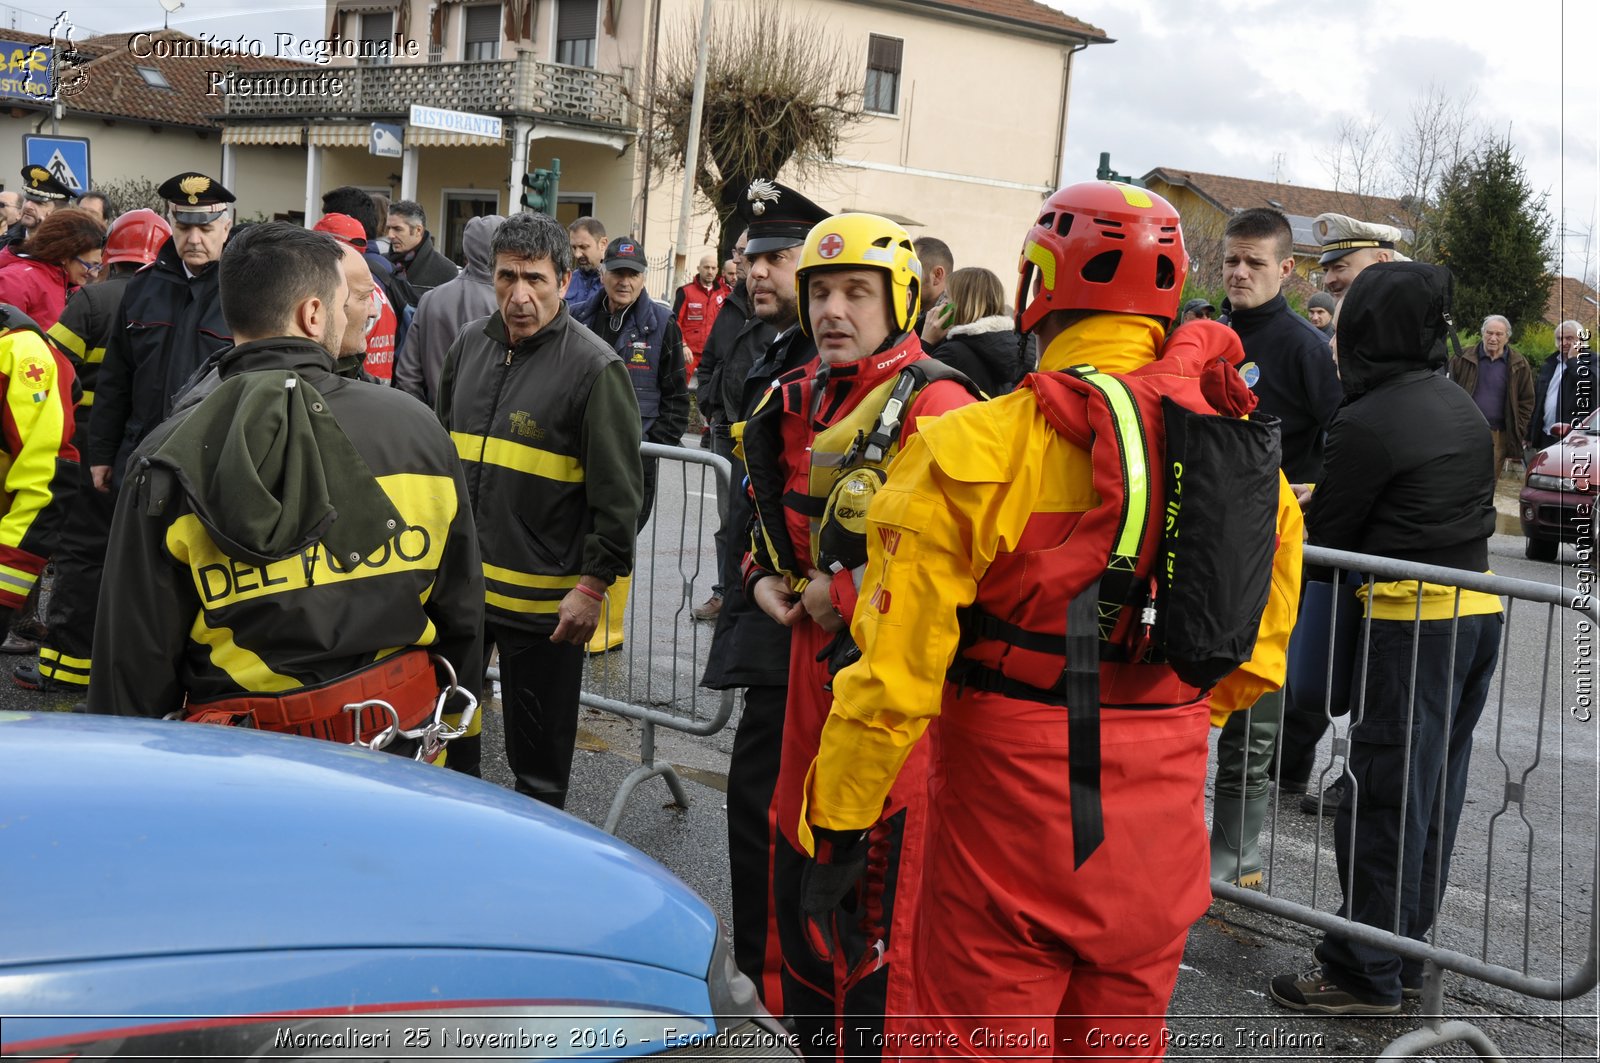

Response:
(799, 825), (878, 983)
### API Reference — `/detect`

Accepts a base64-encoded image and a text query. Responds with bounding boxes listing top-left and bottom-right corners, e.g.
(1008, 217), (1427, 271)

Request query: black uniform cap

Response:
(158, 172), (237, 224)
(738, 179), (830, 255)
(19, 165), (76, 203)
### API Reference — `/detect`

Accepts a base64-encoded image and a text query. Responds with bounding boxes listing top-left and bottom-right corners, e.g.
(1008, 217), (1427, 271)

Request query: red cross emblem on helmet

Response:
(818, 232), (844, 259)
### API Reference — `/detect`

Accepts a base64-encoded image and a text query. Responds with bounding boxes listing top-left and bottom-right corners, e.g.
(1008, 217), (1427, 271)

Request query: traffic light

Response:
(520, 158), (562, 213)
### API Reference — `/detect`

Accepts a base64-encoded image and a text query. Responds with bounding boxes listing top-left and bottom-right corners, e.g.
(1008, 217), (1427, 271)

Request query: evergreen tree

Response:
(1433, 139), (1554, 342)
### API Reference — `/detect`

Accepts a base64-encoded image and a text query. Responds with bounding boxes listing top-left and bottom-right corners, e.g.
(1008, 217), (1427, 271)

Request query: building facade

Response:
(216, 0), (1105, 276)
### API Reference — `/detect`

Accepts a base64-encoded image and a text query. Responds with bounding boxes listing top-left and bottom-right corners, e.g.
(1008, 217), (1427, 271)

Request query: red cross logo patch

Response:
(818, 233), (844, 259)
(25, 362), (45, 383)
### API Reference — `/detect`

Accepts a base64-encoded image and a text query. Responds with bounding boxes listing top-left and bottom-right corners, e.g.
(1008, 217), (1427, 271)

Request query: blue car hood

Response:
(0, 713), (716, 977)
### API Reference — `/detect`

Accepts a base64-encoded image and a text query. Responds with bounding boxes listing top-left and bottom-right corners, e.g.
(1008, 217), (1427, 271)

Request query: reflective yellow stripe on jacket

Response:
(450, 430), (584, 613)
(46, 319), (97, 406)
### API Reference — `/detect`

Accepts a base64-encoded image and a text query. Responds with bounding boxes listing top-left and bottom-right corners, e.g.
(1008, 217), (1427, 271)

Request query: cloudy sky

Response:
(1055, 0), (1599, 281)
(12, 0), (1596, 278)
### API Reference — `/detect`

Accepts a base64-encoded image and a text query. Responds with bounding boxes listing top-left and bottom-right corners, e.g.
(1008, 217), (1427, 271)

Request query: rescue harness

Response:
(740, 356), (978, 594)
(180, 649), (479, 763)
(948, 359), (1282, 868)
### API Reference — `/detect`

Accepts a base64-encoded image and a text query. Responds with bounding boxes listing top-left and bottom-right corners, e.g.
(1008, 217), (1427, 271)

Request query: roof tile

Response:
(8, 29), (307, 130)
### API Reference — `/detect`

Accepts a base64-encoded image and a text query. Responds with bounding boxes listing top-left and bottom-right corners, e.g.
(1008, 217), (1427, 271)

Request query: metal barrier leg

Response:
(601, 719), (691, 834)
(1376, 1021), (1507, 1062)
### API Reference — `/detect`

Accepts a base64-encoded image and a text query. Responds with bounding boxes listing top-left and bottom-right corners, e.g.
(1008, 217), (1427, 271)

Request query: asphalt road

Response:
(5, 450), (1596, 1061)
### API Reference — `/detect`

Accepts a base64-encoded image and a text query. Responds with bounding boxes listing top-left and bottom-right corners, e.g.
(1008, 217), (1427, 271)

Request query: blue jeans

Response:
(1317, 612), (1502, 1003)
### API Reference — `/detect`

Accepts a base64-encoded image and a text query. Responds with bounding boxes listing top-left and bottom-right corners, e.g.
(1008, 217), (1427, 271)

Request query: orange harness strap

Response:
(183, 650), (438, 747)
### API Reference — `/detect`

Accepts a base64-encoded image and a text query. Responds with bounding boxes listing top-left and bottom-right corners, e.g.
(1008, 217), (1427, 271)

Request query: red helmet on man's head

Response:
(103, 208), (172, 267)
(1015, 181), (1187, 335)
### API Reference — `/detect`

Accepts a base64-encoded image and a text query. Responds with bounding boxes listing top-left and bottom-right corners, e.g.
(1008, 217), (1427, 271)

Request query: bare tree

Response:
(1318, 115), (1391, 204)
(646, 4), (865, 257)
(1391, 82), (1484, 260)
(1181, 210), (1228, 297)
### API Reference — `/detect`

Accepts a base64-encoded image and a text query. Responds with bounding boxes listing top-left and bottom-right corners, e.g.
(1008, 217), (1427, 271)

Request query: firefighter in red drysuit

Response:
(801, 182), (1303, 1059)
(739, 212), (977, 1060)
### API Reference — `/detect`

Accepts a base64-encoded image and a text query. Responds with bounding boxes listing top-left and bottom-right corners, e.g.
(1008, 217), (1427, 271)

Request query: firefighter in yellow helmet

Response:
(738, 211), (977, 1059)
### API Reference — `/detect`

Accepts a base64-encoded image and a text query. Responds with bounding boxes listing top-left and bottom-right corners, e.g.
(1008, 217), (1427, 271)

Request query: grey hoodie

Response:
(394, 214), (506, 408)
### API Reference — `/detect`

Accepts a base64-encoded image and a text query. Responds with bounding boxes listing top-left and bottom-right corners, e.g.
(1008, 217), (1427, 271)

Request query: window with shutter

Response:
(865, 34), (903, 115)
(555, 0), (597, 68)
(359, 12), (393, 67)
(464, 4), (502, 62)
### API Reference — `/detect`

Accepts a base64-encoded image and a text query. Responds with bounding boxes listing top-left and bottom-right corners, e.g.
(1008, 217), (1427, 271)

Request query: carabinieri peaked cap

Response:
(19, 165), (76, 202)
(738, 179), (831, 255)
(158, 172), (237, 225)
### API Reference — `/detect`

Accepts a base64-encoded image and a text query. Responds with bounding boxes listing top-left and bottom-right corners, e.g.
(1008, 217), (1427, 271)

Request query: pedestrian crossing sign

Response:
(21, 135), (91, 193)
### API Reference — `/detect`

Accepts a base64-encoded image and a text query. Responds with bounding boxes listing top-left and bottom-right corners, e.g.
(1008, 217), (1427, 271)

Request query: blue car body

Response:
(0, 711), (780, 1059)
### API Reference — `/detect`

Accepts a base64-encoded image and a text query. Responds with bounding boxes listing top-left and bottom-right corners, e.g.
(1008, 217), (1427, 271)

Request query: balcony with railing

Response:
(222, 54), (632, 132)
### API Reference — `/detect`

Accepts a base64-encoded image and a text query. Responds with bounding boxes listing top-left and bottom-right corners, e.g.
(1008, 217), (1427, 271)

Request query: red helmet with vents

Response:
(1015, 181), (1187, 334)
(102, 209), (172, 268)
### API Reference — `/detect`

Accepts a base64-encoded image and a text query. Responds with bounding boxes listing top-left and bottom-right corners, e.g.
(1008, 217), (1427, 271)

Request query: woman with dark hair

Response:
(0, 207), (105, 328)
(921, 265), (1025, 395)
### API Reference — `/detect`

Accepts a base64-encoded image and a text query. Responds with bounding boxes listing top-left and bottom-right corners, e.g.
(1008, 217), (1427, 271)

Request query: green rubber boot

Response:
(1210, 791), (1269, 888)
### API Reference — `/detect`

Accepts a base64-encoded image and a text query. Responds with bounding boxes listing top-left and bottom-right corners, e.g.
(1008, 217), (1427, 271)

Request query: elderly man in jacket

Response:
(1448, 314), (1534, 477)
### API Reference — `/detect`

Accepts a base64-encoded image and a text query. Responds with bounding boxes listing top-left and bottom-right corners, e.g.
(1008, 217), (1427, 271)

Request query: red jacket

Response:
(0, 249), (73, 331)
(673, 277), (729, 366)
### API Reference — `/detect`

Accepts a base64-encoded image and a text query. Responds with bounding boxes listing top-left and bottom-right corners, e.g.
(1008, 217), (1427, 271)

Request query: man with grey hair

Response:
(1529, 319), (1596, 454)
(437, 211), (643, 802)
(1448, 313), (1534, 477)
(384, 199), (458, 294)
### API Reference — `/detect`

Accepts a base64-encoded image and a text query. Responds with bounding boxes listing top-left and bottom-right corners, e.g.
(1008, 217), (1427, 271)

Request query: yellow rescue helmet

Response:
(796, 213), (923, 337)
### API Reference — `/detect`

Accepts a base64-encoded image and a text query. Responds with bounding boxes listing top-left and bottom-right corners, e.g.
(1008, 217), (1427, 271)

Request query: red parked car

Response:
(1520, 410), (1598, 560)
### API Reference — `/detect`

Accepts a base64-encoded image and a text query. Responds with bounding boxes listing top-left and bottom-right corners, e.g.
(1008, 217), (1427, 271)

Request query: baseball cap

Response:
(603, 236), (647, 272)
(313, 213), (368, 251)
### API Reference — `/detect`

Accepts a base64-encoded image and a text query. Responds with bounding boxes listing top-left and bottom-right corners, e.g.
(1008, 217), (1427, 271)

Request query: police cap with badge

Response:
(1314, 212), (1410, 265)
(158, 171), (236, 225)
(18, 165), (77, 203)
(737, 178), (830, 254)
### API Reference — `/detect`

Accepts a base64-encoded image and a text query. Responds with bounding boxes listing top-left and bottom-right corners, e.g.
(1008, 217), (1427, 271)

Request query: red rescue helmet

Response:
(103, 208), (173, 268)
(1015, 181), (1187, 335)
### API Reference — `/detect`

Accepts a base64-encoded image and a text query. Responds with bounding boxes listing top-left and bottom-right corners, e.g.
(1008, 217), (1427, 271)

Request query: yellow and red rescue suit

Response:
(0, 308), (77, 613)
(803, 316), (1302, 1058)
(740, 332), (975, 1051)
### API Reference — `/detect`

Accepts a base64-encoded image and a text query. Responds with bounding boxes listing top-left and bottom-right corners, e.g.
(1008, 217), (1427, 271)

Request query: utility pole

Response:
(671, 0), (715, 289)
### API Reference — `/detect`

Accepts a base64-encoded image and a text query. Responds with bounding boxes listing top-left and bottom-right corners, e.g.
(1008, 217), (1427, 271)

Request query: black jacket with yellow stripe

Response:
(437, 307), (643, 635)
(88, 338), (485, 717)
(0, 305), (77, 612)
(46, 271), (132, 431)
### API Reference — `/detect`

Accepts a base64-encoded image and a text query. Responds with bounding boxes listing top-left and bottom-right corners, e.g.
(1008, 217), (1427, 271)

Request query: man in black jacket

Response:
(385, 200), (459, 294)
(1528, 319), (1596, 453)
(90, 222), (484, 761)
(87, 172), (235, 495)
(1270, 262), (1501, 1015)
(1221, 208), (1342, 483)
(1210, 207), (1342, 885)
(700, 180), (829, 1014)
(692, 228), (775, 622)
(437, 211), (643, 803)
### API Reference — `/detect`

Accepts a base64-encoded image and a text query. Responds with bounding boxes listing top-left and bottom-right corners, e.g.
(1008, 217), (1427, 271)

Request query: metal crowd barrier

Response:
(582, 440), (734, 832)
(1212, 544), (1599, 1061)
